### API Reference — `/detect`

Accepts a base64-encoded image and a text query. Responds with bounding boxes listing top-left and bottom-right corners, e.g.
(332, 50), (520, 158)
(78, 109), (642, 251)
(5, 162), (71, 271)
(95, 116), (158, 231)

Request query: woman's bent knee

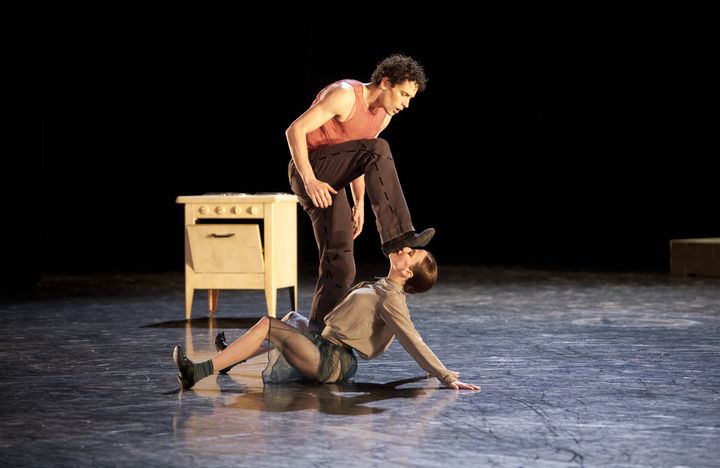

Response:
(253, 316), (272, 334)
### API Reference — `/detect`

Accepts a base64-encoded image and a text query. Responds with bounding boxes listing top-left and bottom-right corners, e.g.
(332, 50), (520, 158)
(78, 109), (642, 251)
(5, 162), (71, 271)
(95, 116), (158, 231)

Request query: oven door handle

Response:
(209, 233), (236, 238)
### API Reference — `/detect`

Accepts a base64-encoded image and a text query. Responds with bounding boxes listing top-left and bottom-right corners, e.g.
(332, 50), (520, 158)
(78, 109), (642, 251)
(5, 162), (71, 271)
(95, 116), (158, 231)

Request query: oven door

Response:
(186, 224), (264, 273)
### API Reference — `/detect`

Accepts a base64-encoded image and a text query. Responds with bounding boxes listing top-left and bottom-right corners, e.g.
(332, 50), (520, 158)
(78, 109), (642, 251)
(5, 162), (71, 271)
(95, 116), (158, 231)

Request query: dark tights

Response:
(211, 316), (321, 381)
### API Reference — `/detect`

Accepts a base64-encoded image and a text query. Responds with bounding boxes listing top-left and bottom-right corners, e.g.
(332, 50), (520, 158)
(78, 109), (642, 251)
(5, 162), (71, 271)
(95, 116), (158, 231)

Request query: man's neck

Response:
(363, 82), (382, 111)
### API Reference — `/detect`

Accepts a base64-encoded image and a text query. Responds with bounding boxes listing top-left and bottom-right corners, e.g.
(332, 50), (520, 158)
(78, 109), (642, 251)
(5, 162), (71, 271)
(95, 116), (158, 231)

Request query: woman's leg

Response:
(211, 316), (272, 372)
(174, 316), (323, 389)
(265, 317), (322, 379)
(174, 316), (273, 389)
(214, 316), (321, 379)
(215, 311), (318, 373)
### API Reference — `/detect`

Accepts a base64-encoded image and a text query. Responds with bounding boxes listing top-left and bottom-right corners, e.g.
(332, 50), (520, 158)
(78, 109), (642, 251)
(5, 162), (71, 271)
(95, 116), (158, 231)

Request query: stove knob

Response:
(215, 206), (225, 215)
(248, 205), (258, 215)
(198, 205), (208, 215)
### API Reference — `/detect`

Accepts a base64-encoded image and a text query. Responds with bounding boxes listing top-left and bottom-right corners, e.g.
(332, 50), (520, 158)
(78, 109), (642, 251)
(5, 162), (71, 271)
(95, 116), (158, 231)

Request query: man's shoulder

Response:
(324, 78), (358, 91)
(316, 80), (357, 104)
(334, 78), (361, 87)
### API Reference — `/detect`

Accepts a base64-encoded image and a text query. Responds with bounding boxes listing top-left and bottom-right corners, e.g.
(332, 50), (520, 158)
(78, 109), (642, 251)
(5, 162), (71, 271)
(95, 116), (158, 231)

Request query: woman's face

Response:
(389, 247), (428, 272)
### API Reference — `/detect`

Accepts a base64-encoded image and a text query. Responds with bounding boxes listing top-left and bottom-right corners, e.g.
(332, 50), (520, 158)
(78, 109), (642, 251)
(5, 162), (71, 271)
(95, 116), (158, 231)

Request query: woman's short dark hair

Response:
(371, 54), (428, 92)
(404, 251), (437, 294)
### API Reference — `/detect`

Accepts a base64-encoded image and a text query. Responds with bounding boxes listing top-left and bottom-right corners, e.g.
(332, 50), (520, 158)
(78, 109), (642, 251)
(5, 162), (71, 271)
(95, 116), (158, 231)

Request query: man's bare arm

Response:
(285, 83), (355, 208)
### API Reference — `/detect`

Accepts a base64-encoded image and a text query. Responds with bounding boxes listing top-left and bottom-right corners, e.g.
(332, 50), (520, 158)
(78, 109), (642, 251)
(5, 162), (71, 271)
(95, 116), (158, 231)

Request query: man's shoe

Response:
(214, 331), (244, 374)
(173, 345), (195, 389)
(381, 228), (435, 257)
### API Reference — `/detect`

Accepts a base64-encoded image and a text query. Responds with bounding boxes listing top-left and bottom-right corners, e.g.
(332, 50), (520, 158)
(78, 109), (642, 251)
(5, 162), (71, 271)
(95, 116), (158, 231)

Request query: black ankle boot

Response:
(173, 345), (195, 389)
(215, 331), (245, 375)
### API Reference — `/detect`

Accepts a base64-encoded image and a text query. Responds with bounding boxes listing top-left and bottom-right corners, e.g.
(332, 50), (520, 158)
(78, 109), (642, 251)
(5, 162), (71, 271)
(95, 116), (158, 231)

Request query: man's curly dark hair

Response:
(371, 54), (428, 92)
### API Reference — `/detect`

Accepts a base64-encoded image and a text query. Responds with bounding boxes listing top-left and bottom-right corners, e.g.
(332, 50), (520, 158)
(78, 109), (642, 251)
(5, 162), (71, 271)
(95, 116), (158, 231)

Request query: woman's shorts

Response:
(263, 332), (358, 384)
(314, 334), (358, 383)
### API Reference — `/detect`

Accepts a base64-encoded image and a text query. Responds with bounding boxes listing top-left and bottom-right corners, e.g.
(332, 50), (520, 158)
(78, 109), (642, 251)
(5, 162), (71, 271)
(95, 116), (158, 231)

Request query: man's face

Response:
(389, 247), (428, 271)
(383, 79), (419, 116)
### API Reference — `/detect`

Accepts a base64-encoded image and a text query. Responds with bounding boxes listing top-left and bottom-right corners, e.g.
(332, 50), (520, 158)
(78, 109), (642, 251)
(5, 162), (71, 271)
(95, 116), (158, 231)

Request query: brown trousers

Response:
(288, 138), (414, 326)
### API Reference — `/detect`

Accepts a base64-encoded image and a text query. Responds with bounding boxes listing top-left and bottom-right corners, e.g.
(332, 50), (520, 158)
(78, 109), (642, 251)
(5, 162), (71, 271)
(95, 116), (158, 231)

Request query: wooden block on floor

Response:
(670, 238), (720, 277)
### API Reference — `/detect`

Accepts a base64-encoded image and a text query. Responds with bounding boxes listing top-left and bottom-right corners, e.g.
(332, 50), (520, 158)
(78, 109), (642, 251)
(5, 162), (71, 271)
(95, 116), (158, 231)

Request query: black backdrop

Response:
(6, 3), (718, 290)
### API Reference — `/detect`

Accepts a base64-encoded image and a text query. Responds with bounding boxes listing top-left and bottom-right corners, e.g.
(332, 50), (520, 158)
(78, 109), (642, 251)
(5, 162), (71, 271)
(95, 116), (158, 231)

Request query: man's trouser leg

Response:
(299, 138), (415, 243)
(305, 188), (355, 326)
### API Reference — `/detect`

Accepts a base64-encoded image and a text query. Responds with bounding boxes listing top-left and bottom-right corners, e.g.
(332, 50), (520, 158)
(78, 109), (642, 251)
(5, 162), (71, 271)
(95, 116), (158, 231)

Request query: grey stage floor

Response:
(0, 265), (719, 467)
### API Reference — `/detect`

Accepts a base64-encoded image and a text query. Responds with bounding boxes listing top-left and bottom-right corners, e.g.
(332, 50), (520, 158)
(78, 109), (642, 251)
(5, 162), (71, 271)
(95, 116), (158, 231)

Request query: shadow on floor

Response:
(143, 317), (259, 329)
(174, 375), (435, 416)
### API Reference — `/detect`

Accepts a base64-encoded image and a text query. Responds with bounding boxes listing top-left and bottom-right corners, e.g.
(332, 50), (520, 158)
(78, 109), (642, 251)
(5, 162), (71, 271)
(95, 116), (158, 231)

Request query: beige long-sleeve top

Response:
(321, 277), (460, 386)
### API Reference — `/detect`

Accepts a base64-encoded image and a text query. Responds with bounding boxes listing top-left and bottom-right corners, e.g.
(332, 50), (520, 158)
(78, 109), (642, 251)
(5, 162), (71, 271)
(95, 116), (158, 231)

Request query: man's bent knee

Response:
(368, 138), (391, 157)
